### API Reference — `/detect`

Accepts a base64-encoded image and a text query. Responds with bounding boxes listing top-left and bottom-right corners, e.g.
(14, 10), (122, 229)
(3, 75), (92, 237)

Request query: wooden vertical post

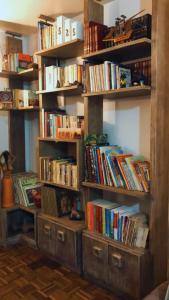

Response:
(150, 0), (169, 286)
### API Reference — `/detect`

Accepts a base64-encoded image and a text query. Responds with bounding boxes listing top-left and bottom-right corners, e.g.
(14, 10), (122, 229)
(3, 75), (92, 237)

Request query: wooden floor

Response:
(0, 244), (121, 300)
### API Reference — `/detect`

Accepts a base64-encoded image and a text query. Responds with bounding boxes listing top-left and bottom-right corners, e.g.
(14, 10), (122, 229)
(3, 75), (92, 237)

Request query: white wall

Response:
(103, 0), (152, 159)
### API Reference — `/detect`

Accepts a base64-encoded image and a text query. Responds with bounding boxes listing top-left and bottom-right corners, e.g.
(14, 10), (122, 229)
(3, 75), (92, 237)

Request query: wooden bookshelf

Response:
(37, 85), (82, 96)
(83, 38), (151, 62)
(82, 181), (149, 198)
(35, 39), (84, 59)
(83, 86), (151, 98)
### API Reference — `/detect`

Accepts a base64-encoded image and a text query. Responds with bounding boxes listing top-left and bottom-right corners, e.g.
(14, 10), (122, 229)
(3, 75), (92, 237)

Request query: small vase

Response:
(2, 172), (14, 208)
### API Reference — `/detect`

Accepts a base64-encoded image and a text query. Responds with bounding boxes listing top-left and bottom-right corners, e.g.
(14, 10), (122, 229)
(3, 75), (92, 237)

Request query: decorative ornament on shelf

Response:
(0, 151), (15, 208)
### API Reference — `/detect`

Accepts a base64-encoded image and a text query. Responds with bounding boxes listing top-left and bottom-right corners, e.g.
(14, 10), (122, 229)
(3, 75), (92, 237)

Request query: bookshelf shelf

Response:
(0, 68), (38, 81)
(36, 85), (82, 95)
(40, 180), (80, 192)
(83, 38), (151, 62)
(0, 107), (39, 112)
(40, 213), (85, 232)
(35, 39), (84, 59)
(38, 137), (82, 144)
(82, 86), (151, 99)
(82, 181), (149, 198)
(18, 68), (38, 80)
(84, 230), (147, 255)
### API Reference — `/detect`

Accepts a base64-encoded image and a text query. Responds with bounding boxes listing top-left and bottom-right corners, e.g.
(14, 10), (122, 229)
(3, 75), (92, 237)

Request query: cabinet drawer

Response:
(55, 225), (77, 268)
(83, 234), (108, 283)
(38, 218), (56, 256)
(108, 245), (141, 299)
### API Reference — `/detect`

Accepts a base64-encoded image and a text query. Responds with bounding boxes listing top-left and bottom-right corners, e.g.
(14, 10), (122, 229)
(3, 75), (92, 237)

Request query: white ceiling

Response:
(0, 0), (84, 33)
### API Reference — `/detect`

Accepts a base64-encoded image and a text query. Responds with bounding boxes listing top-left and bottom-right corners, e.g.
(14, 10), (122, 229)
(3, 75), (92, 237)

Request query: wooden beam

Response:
(150, 0), (169, 286)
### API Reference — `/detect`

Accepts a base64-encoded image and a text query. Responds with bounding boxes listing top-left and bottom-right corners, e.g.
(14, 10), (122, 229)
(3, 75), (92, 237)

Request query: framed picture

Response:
(24, 184), (42, 208)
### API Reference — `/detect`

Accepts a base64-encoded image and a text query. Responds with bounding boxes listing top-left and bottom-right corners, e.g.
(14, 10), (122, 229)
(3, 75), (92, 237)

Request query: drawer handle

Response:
(111, 253), (124, 269)
(57, 230), (65, 242)
(92, 246), (103, 259)
(44, 225), (51, 237)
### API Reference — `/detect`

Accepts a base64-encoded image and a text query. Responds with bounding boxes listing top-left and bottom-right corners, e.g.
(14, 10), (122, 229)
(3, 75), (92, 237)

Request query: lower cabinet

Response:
(83, 231), (152, 300)
(38, 214), (84, 273)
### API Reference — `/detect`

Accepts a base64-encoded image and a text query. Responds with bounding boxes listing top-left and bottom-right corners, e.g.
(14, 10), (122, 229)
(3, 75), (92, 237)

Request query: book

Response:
(71, 21), (83, 40)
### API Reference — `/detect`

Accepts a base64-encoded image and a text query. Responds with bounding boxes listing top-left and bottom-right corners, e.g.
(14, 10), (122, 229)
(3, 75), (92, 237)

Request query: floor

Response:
(0, 244), (121, 300)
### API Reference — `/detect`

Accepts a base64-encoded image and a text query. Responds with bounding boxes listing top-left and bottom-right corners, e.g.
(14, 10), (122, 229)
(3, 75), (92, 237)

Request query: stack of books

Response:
(87, 200), (149, 248)
(44, 64), (83, 90)
(85, 145), (150, 192)
(40, 157), (78, 188)
(84, 21), (108, 54)
(13, 173), (42, 208)
(2, 53), (33, 73)
(85, 62), (132, 93)
(41, 109), (84, 139)
(38, 16), (83, 50)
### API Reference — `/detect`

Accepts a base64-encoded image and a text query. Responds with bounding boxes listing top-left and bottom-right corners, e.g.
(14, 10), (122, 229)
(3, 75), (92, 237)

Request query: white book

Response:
(56, 15), (66, 45)
(71, 21), (83, 40)
(64, 18), (72, 42)
(46, 66), (55, 90)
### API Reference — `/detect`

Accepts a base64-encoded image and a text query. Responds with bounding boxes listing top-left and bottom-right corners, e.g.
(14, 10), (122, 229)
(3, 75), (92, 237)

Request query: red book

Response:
(18, 53), (33, 62)
(97, 148), (104, 184)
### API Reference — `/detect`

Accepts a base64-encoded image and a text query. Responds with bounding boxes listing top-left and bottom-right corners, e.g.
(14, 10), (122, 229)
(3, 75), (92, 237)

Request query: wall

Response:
(0, 30), (9, 153)
(103, 0), (152, 159)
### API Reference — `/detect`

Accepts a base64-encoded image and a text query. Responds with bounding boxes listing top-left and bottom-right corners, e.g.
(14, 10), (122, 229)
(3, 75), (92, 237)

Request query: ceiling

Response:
(0, 0), (84, 34)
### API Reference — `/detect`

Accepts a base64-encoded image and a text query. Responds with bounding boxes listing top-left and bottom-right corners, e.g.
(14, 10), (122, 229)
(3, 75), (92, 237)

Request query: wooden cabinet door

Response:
(83, 234), (108, 284)
(38, 218), (56, 256)
(55, 225), (76, 268)
(108, 245), (141, 299)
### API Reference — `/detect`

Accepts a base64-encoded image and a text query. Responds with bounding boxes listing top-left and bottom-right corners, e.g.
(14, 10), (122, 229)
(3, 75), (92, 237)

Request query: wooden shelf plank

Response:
(40, 180), (80, 192)
(0, 68), (38, 81)
(82, 181), (149, 198)
(36, 85), (82, 95)
(84, 230), (147, 256)
(35, 39), (84, 59)
(38, 137), (81, 144)
(83, 38), (151, 62)
(83, 86), (151, 98)
(18, 68), (38, 80)
(0, 107), (39, 112)
(39, 213), (85, 232)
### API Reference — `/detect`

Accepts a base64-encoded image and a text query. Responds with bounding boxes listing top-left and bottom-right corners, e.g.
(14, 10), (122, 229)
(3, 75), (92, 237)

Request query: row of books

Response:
(41, 109), (84, 139)
(84, 21), (108, 54)
(87, 200), (149, 248)
(85, 62), (132, 93)
(85, 145), (150, 192)
(2, 53), (33, 73)
(38, 16), (83, 50)
(13, 173), (42, 208)
(44, 64), (83, 90)
(40, 157), (78, 188)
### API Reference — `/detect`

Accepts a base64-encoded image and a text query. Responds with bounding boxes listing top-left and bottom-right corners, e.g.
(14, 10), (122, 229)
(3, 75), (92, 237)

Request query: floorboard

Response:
(0, 244), (121, 300)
